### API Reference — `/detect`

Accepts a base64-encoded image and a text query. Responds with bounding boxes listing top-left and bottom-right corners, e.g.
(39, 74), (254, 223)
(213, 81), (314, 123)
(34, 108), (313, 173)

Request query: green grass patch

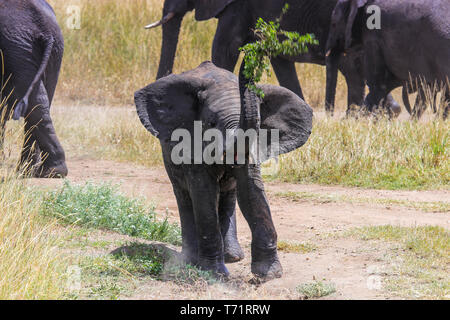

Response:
(74, 242), (166, 299)
(275, 191), (450, 213)
(74, 242), (216, 299)
(277, 240), (317, 254)
(41, 181), (181, 245)
(348, 225), (449, 299)
(83, 243), (165, 278)
(277, 118), (449, 190)
(296, 281), (336, 299)
(163, 263), (218, 286)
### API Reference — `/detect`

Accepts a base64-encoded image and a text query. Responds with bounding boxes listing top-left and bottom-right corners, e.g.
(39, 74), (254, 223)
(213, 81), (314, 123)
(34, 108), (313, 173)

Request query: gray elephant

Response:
(146, 0), (400, 116)
(134, 61), (313, 278)
(325, 0), (450, 118)
(0, 0), (67, 177)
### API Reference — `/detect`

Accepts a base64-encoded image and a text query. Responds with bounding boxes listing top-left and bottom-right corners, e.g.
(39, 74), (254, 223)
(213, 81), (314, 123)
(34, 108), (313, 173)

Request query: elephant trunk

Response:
(156, 14), (184, 79)
(325, 50), (340, 116)
(238, 61), (260, 131)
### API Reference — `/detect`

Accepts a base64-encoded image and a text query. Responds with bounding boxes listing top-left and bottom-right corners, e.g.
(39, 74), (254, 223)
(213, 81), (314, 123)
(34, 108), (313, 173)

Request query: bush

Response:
(42, 181), (181, 245)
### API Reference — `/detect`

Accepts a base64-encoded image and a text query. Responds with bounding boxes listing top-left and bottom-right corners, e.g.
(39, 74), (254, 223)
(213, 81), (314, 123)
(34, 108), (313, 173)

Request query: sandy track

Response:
(30, 157), (449, 299)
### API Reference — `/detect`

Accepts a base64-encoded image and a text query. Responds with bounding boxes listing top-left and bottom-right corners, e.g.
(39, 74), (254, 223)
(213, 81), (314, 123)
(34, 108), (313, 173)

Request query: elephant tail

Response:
(12, 36), (55, 120)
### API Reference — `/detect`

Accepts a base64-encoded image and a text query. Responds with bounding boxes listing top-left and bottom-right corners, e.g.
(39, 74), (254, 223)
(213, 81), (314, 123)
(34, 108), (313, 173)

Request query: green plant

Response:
(277, 240), (317, 254)
(239, 4), (318, 97)
(41, 181), (181, 245)
(296, 281), (336, 299)
(164, 263), (218, 285)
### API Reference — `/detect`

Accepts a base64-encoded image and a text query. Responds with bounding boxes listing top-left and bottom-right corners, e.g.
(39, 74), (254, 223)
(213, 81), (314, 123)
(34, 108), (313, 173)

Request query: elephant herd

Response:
(0, 0), (449, 279)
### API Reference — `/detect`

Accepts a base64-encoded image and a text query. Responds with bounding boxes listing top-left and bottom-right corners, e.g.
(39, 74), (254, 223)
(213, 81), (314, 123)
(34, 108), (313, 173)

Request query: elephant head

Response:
(145, 0), (237, 79)
(135, 61), (313, 163)
(325, 0), (368, 114)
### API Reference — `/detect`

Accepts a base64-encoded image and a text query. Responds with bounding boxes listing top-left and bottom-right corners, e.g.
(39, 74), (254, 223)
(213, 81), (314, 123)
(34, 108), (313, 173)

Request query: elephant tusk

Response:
(144, 12), (175, 29)
(325, 49), (331, 57)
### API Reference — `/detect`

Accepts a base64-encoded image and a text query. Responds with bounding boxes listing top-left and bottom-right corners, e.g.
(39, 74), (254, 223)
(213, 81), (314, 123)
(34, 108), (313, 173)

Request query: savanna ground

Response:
(0, 0), (448, 300)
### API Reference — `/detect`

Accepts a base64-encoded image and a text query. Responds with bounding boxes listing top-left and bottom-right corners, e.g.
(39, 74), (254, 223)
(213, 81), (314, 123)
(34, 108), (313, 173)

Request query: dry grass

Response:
(0, 175), (67, 299)
(0, 105), (66, 299)
(347, 225), (449, 299)
(43, 106), (449, 190)
(48, 0), (350, 108)
(277, 117), (449, 190)
(48, 0), (219, 106)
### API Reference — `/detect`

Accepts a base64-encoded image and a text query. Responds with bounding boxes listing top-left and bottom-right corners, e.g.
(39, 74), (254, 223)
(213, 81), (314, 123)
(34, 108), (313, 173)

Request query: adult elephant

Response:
(146, 0), (400, 116)
(135, 61), (313, 278)
(325, 0), (450, 119)
(0, 0), (67, 178)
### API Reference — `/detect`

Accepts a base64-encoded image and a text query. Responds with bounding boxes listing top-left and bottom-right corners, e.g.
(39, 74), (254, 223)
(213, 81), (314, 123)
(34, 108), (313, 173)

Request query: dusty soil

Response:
(30, 156), (449, 300)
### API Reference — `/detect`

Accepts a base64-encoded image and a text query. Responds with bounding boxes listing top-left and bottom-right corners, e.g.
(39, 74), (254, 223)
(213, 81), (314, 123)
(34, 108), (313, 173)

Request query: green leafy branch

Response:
(239, 4), (319, 97)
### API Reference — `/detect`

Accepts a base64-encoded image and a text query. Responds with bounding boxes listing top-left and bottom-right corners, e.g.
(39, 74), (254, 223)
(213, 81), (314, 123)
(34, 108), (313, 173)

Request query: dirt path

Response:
(31, 157), (449, 300)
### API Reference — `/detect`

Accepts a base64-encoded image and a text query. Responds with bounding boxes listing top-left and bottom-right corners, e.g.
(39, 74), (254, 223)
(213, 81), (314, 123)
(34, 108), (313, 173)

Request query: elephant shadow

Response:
(110, 242), (181, 262)
(110, 242), (211, 281)
(110, 242), (237, 283)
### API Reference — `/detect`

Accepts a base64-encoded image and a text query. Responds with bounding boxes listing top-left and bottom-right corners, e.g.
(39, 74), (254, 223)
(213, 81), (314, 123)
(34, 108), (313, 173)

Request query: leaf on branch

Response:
(239, 4), (319, 97)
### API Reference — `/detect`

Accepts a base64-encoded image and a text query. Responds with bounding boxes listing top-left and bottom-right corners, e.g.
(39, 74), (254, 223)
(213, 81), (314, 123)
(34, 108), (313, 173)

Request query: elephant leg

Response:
(186, 166), (228, 277)
(0, 119), (5, 160)
(212, 3), (250, 72)
(340, 53), (400, 117)
(172, 185), (198, 265)
(23, 82), (67, 178)
(381, 94), (402, 118)
(364, 46), (397, 114)
(339, 53), (365, 111)
(218, 190), (245, 263)
(234, 164), (282, 279)
(271, 57), (304, 99)
(443, 88), (450, 120)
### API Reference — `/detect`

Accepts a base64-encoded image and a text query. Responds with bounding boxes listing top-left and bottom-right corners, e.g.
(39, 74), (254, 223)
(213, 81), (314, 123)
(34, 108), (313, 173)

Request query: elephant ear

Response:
(345, 0), (368, 49)
(258, 85), (313, 158)
(194, 0), (236, 21)
(328, 0), (368, 52)
(134, 74), (210, 142)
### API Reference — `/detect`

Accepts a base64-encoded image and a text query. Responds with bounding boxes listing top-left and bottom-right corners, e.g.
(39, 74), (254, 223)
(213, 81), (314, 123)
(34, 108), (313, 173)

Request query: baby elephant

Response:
(135, 61), (313, 279)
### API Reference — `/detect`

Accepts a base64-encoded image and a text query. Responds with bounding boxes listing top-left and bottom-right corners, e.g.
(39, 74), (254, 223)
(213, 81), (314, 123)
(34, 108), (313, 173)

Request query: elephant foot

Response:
(345, 104), (363, 119)
(388, 105), (401, 119)
(198, 258), (230, 279)
(34, 163), (68, 178)
(251, 246), (283, 280)
(251, 257), (283, 280)
(224, 242), (245, 263)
